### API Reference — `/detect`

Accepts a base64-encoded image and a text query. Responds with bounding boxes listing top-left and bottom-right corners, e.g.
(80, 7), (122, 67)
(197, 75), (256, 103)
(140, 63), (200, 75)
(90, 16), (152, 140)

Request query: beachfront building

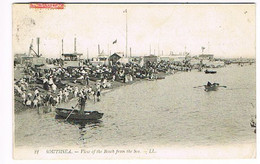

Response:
(170, 55), (186, 63)
(199, 54), (214, 60)
(143, 55), (158, 64)
(61, 37), (84, 67)
(62, 53), (84, 67)
(14, 53), (30, 65)
(91, 54), (109, 66)
(129, 56), (142, 65)
(159, 56), (170, 62)
(159, 56), (177, 63)
(14, 53), (46, 67)
(108, 53), (123, 65)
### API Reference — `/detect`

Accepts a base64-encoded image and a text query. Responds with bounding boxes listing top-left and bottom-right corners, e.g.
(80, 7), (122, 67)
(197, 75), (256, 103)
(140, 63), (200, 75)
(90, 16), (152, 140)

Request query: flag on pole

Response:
(113, 39), (117, 44)
(123, 9), (127, 13)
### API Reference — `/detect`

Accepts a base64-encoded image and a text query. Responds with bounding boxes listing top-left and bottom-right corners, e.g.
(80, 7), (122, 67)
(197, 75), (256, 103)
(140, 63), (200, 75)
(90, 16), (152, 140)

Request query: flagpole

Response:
(107, 44), (109, 56)
(125, 9), (128, 58)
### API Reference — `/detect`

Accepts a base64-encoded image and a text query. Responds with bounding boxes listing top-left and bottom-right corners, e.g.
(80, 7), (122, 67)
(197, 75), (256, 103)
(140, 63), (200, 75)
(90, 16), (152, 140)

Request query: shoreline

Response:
(14, 71), (172, 114)
(14, 63), (249, 114)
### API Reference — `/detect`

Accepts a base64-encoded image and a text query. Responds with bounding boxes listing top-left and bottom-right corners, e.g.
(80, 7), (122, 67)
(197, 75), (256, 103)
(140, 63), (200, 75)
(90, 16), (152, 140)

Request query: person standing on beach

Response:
(92, 89), (96, 104)
(64, 90), (69, 102)
(34, 88), (39, 97)
(97, 89), (101, 102)
(43, 78), (49, 91)
(112, 74), (116, 81)
(22, 91), (26, 105)
(84, 73), (89, 86)
(87, 87), (92, 100)
(52, 83), (57, 93)
(49, 95), (57, 113)
(74, 86), (79, 98)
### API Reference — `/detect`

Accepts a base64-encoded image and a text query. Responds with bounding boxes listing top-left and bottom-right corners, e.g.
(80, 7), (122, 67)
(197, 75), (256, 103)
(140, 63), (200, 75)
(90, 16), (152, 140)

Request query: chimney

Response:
(37, 37), (40, 56)
(98, 44), (100, 55)
(87, 48), (89, 59)
(62, 39), (64, 55)
(149, 44), (151, 55)
(74, 37), (77, 53)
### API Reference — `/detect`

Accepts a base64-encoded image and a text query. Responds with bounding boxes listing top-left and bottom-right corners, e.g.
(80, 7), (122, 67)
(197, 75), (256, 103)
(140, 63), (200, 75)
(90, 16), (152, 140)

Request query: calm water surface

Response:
(15, 64), (256, 149)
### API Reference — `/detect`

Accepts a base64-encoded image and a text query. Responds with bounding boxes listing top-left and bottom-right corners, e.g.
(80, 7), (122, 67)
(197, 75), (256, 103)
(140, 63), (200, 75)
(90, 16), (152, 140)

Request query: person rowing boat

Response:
(204, 82), (227, 91)
(78, 93), (87, 115)
(56, 92), (104, 121)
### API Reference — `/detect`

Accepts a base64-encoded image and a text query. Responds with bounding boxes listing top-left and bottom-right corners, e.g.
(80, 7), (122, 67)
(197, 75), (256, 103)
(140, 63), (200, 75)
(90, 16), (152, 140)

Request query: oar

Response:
(64, 103), (78, 121)
(193, 85), (204, 88)
(219, 86), (227, 88)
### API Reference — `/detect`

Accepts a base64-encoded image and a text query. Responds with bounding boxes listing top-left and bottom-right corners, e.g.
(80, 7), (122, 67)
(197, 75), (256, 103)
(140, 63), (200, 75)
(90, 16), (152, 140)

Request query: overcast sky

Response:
(13, 4), (255, 58)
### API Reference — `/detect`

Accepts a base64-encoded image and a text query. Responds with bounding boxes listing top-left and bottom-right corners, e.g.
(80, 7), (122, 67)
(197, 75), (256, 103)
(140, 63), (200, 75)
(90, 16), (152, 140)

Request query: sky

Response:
(12, 4), (255, 58)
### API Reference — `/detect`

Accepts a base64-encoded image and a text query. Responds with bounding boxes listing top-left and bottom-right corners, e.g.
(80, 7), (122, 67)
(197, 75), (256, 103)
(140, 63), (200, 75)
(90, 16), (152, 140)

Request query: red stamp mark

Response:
(30, 3), (65, 9)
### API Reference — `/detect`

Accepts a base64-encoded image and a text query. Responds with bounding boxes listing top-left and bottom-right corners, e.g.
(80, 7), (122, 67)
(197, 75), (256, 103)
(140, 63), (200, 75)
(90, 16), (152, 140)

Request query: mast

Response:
(124, 9), (128, 57)
(158, 43), (159, 56)
(37, 37), (40, 57)
(98, 44), (100, 55)
(62, 39), (64, 55)
(149, 44), (151, 55)
(74, 37), (77, 53)
(87, 48), (89, 59)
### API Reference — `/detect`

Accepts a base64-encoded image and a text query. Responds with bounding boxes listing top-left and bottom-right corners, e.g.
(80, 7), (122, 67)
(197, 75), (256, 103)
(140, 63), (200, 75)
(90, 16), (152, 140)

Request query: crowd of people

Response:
(15, 76), (105, 113)
(14, 58), (192, 113)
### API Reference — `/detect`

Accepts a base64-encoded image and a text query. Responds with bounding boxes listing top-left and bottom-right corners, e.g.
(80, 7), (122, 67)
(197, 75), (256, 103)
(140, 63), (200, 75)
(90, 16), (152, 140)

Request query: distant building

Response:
(14, 53), (28, 64)
(199, 54), (214, 60)
(108, 53), (123, 65)
(159, 56), (170, 62)
(143, 55), (158, 64)
(62, 53), (83, 67)
(171, 55), (186, 63)
(14, 53), (46, 67)
(129, 56), (142, 64)
(91, 54), (109, 66)
(160, 56), (185, 63)
(14, 53), (27, 58)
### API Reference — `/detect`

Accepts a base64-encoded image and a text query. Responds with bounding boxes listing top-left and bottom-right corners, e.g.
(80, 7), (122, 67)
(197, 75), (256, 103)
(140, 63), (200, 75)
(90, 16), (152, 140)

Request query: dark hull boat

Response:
(156, 76), (165, 80)
(204, 83), (219, 92)
(250, 119), (256, 128)
(55, 108), (104, 120)
(205, 70), (217, 74)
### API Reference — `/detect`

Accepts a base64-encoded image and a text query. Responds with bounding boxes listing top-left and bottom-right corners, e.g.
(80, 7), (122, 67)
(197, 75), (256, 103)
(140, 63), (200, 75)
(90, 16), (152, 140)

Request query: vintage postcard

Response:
(12, 3), (256, 159)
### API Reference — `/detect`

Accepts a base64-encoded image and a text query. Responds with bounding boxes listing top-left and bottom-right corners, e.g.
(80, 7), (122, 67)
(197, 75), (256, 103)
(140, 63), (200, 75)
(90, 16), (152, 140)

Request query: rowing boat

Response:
(204, 83), (219, 91)
(55, 108), (104, 120)
(205, 70), (217, 74)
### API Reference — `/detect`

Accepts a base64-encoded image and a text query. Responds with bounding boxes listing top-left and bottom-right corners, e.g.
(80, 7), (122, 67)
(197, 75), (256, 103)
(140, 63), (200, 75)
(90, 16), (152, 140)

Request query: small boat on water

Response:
(205, 70), (217, 74)
(204, 83), (219, 92)
(156, 76), (165, 80)
(250, 117), (256, 133)
(55, 108), (104, 120)
(250, 118), (256, 128)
